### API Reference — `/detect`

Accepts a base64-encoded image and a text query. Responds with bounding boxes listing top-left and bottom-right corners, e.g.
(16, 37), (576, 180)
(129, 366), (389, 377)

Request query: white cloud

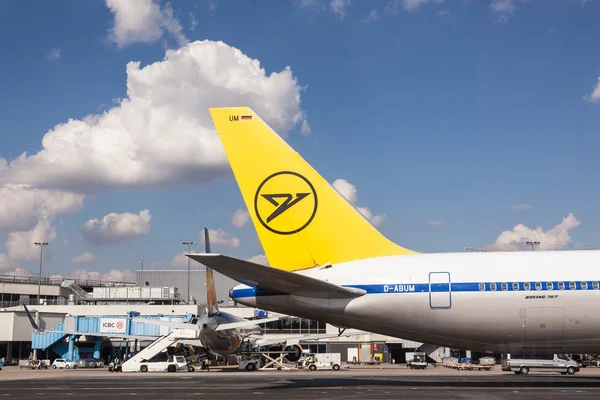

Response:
(512, 204), (533, 211)
(358, 207), (387, 227)
(105, 0), (188, 48)
(490, 213), (581, 251)
(0, 184), (83, 231)
(437, 10), (453, 20)
(402, 0), (446, 12)
(425, 219), (443, 228)
(490, 0), (516, 22)
(47, 48), (61, 61)
(71, 252), (95, 264)
(0, 40), (307, 195)
(365, 9), (380, 23)
(332, 179), (386, 227)
(232, 209), (250, 228)
(300, 120), (312, 135)
(247, 254), (269, 266)
(330, 0), (351, 18)
(202, 228), (240, 248)
(70, 269), (135, 282)
(170, 253), (191, 267)
(189, 13), (199, 30)
(6, 219), (57, 261)
(1, 267), (32, 277)
(82, 210), (151, 245)
(0, 253), (20, 272)
(208, 0), (217, 16)
(333, 178), (358, 203)
(584, 76), (600, 102)
(297, 0), (319, 7)
(384, 0), (400, 15)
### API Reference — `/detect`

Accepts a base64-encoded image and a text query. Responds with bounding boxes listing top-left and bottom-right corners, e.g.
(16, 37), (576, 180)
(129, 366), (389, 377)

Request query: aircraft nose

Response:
(229, 288), (234, 299)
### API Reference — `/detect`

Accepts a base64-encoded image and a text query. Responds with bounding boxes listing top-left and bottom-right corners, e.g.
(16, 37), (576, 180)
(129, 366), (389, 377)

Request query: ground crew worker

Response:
(204, 358), (210, 371)
(308, 355), (314, 364)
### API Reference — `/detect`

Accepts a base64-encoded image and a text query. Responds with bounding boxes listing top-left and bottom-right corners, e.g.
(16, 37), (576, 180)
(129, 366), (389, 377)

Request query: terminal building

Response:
(0, 269), (466, 366)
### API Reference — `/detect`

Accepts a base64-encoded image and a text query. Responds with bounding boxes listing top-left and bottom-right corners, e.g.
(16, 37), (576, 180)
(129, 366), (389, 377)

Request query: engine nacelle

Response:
(284, 344), (303, 362)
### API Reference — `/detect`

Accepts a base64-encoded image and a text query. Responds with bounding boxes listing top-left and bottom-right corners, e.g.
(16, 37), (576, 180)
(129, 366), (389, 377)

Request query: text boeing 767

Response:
(187, 107), (600, 354)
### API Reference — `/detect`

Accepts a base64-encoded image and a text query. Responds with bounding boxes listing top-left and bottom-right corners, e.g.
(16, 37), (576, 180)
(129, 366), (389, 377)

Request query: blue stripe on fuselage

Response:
(230, 280), (599, 299)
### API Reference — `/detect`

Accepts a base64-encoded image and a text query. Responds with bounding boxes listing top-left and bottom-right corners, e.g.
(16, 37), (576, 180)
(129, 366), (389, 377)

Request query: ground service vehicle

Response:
(298, 353), (341, 371)
(407, 352), (428, 369)
(52, 358), (76, 369)
(501, 353), (581, 375)
(122, 355), (190, 373)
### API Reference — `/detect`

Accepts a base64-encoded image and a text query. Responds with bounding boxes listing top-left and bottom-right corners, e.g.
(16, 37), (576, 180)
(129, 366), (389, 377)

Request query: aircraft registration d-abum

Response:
(188, 107), (600, 355)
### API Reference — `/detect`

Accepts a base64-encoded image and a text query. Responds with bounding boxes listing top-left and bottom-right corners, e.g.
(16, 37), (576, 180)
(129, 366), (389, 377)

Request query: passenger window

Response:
(524, 282), (531, 291)
(594, 281), (599, 290)
(501, 282), (508, 291)
(535, 282), (542, 291)
(558, 282), (565, 290)
(581, 282), (588, 290)
(569, 281), (576, 290)
(546, 282), (553, 290)
(490, 282), (497, 291)
(478, 283), (485, 291)
(512, 282), (519, 291)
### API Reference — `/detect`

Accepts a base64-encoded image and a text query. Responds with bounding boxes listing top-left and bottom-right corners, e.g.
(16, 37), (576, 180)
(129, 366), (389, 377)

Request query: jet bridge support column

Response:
(67, 335), (75, 361)
(93, 338), (102, 359)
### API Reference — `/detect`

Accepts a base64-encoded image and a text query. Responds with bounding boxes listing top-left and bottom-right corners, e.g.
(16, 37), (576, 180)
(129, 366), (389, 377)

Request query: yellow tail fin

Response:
(209, 107), (417, 271)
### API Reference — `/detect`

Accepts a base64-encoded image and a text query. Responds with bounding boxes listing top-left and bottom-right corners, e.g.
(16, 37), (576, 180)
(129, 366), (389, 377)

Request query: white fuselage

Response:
(231, 250), (600, 354)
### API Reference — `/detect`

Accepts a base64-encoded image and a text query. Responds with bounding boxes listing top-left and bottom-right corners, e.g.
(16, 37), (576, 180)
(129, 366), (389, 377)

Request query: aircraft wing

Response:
(214, 316), (285, 331)
(24, 305), (156, 340)
(132, 315), (285, 332)
(130, 318), (196, 330)
(187, 254), (366, 299)
(255, 330), (368, 347)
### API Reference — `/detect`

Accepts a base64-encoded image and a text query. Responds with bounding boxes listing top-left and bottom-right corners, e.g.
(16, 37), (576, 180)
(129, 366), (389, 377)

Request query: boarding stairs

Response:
(61, 280), (91, 301)
(122, 328), (197, 368)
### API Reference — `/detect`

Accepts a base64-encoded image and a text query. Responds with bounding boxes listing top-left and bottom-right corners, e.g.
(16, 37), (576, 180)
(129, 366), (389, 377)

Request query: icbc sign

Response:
(100, 318), (127, 333)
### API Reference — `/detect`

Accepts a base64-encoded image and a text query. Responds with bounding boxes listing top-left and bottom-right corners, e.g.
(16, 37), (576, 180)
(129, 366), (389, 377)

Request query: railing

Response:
(0, 274), (135, 287)
(0, 297), (68, 308)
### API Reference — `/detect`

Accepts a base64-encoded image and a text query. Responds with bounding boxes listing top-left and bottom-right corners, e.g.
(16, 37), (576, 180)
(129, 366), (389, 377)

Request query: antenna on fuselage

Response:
(204, 227), (219, 317)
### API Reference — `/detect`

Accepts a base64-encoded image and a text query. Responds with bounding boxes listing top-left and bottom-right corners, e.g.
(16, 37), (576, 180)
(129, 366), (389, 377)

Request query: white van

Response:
(501, 353), (580, 375)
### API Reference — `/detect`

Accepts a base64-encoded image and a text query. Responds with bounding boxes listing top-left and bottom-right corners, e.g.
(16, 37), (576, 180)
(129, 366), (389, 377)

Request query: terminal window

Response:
(260, 318), (326, 334)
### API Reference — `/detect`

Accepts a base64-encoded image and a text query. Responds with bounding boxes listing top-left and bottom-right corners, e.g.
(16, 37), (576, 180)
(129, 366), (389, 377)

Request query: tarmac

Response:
(1, 364), (600, 399)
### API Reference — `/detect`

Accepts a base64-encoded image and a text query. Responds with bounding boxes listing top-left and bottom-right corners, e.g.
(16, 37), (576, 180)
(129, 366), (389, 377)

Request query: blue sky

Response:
(0, 0), (599, 280)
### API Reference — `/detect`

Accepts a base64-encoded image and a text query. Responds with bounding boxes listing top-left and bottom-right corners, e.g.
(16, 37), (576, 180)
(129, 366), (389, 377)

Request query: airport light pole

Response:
(526, 241), (540, 251)
(182, 241), (198, 303)
(34, 242), (48, 305)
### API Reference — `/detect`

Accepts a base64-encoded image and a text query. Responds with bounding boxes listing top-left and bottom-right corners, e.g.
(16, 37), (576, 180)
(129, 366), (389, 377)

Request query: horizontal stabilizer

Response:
(214, 316), (283, 331)
(256, 330), (368, 347)
(131, 318), (196, 331)
(187, 254), (366, 299)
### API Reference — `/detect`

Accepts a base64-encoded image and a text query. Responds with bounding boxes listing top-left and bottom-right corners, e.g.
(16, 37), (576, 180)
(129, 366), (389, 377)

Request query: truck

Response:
(406, 352), (428, 369)
(122, 355), (192, 373)
(298, 353), (342, 371)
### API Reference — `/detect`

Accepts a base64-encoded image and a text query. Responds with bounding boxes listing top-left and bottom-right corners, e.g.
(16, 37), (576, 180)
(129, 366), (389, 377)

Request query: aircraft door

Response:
(429, 272), (451, 309)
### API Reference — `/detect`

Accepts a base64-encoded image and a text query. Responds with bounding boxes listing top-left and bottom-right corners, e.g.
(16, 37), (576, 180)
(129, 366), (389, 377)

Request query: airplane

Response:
(25, 228), (364, 363)
(133, 228), (366, 361)
(185, 106), (600, 356)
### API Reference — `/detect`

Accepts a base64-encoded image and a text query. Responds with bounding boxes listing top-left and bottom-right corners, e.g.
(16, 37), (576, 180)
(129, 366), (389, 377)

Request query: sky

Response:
(0, 0), (599, 282)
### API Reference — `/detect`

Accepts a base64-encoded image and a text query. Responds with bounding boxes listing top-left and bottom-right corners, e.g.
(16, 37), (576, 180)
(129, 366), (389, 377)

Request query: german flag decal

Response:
(241, 115), (252, 121)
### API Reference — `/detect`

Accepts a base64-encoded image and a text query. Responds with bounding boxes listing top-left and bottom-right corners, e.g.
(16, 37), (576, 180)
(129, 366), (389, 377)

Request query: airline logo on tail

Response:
(254, 171), (318, 235)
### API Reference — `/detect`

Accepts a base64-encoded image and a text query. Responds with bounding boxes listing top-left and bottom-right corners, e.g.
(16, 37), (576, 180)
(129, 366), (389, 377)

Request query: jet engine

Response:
(283, 344), (303, 362)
